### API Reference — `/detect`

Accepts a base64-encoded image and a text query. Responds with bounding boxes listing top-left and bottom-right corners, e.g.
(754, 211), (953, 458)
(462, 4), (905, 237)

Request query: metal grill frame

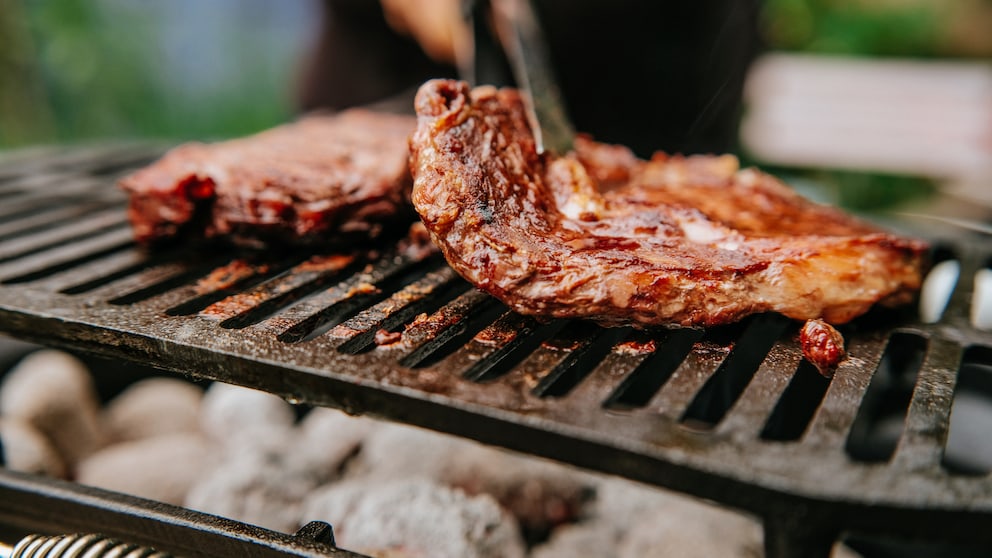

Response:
(0, 468), (360, 558)
(0, 145), (990, 557)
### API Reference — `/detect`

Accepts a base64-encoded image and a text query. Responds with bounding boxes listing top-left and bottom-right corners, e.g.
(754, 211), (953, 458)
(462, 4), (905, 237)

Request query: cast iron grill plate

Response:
(0, 145), (990, 555)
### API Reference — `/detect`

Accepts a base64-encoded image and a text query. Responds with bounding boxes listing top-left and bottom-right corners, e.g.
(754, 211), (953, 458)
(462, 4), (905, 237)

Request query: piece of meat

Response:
(800, 319), (847, 377)
(120, 109), (416, 246)
(409, 80), (928, 328)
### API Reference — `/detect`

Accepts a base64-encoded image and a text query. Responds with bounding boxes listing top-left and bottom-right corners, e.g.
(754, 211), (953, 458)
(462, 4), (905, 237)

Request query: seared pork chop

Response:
(121, 110), (415, 247)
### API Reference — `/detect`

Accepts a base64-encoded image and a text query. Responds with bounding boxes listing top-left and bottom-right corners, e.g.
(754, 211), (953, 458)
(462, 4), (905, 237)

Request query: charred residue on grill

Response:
(201, 253), (359, 327)
(193, 259), (271, 296)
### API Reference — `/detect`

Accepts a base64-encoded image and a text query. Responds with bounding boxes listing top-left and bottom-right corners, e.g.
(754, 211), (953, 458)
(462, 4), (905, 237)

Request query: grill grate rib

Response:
(891, 338), (962, 471)
(0, 146), (991, 557)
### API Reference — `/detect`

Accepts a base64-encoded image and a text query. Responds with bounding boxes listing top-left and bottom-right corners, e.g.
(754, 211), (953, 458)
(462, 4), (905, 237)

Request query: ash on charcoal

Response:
(76, 432), (216, 506)
(184, 406), (373, 533)
(0, 350), (105, 469)
(303, 478), (526, 558)
(0, 359), (867, 557)
(549, 477), (861, 558)
(185, 442), (309, 532)
(103, 377), (203, 444)
(350, 422), (594, 543)
(530, 522), (617, 558)
(616, 496), (764, 558)
(293, 407), (377, 474)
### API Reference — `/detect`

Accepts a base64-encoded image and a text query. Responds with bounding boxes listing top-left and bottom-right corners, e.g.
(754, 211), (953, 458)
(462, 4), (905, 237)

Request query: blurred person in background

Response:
(299, 0), (762, 158)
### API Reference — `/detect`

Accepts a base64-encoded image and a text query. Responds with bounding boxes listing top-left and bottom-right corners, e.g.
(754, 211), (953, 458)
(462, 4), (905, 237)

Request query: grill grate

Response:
(0, 146), (990, 557)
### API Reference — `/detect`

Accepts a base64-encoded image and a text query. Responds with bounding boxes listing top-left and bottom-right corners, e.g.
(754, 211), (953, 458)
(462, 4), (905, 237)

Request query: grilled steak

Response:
(120, 109), (416, 246)
(410, 80), (927, 328)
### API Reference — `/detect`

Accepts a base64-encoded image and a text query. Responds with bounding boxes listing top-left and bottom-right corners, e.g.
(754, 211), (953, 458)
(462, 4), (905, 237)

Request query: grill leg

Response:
(764, 518), (837, 558)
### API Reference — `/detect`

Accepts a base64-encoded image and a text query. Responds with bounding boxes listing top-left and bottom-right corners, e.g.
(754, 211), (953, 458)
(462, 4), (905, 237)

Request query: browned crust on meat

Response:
(800, 319), (847, 377)
(120, 110), (416, 246)
(409, 80), (928, 328)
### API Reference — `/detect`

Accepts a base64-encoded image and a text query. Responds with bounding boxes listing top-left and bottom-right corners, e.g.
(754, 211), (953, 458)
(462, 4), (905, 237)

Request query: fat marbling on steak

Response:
(409, 80), (927, 328)
(121, 109), (416, 246)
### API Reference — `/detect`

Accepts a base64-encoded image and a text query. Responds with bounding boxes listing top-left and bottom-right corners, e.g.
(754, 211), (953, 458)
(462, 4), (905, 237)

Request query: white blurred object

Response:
(0, 350), (105, 469)
(199, 382), (295, 451)
(185, 408), (374, 533)
(76, 433), (216, 506)
(303, 479), (526, 558)
(103, 377), (203, 444)
(185, 442), (307, 533)
(0, 417), (66, 478)
(742, 54), (992, 199)
(972, 268), (992, 330)
(919, 260), (960, 323)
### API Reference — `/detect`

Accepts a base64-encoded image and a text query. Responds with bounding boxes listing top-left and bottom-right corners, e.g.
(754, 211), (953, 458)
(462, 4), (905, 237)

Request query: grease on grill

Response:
(614, 337), (657, 356)
(192, 259), (269, 295)
(374, 328), (404, 346)
(199, 253), (356, 321)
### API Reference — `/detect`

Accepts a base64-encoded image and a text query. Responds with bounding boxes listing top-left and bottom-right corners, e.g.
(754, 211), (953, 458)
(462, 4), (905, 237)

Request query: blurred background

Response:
(0, 0), (990, 211)
(0, 0), (318, 147)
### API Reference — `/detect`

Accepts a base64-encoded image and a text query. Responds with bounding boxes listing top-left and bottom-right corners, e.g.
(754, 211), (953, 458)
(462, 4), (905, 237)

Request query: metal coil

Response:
(11, 533), (173, 558)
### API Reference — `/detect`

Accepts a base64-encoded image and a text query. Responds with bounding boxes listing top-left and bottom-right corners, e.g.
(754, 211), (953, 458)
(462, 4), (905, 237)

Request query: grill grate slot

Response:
(681, 314), (793, 429)
(462, 321), (597, 400)
(943, 345), (992, 475)
(106, 255), (235, 306)
(165, 257), (309, 317)
(761, 360), (833, 442)
(555, 331), (659, 407)
(334, 267), (470, 354)
(646, 336), (730, 421)
(0, 202), (115, 242)
(605, 328), (703, 409)
(460, 313), (567, 382)
(57, 251), (176, 295)
(0, 179), (122, 210)
(717, 338), (808, 441)
(0, 227), (134, 284)
(0, 195), (93, 221)
(215, 254), (363, 329)
(845, 332), (928, 463)
(802, 333), (890, 450)
(891, 338), (963, 471)
(532, 325), (630, 398)
(272, 253), (440, 343)
(0, 208), (128, 265)
(0, 172), (81, 198)
(398, 290), (503, 368)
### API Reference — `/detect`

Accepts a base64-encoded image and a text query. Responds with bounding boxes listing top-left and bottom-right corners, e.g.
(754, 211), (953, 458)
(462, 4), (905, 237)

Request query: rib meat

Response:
(120, 109), (416, 246)
(410, 80), (927, 328)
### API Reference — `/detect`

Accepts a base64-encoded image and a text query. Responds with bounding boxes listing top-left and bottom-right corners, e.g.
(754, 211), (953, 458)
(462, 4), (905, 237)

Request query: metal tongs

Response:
(462, 0), (575, 155)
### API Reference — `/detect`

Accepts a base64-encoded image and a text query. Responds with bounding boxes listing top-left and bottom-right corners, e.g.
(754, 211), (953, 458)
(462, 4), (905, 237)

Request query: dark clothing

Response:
(300, 0), (761, 157)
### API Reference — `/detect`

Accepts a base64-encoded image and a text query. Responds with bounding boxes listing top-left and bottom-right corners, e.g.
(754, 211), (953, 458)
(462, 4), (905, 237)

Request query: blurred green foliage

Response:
(810, 170), (937, 211)
(761, 0), (945, 57)
(1, 0), (308, 149)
